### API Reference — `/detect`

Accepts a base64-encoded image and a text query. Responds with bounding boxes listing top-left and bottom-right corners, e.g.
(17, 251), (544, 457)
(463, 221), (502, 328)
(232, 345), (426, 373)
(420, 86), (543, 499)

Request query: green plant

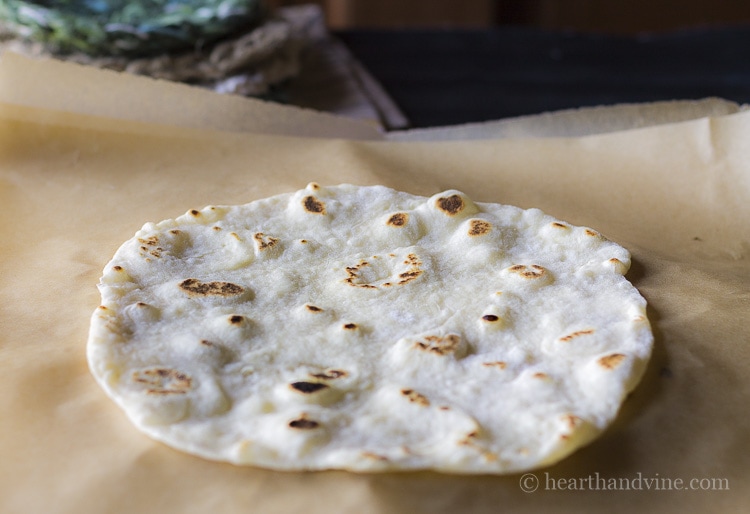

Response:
(0, 0), (263, 57)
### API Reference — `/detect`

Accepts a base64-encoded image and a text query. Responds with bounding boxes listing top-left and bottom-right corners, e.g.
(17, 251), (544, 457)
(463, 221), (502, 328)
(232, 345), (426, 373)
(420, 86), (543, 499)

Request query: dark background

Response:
(337, 27), (750, 128)
(270, 0), (750, 128)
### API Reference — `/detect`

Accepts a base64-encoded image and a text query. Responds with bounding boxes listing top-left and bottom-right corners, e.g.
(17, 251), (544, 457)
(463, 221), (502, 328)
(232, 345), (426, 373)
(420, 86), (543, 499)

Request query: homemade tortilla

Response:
(87, 183), (653, 473)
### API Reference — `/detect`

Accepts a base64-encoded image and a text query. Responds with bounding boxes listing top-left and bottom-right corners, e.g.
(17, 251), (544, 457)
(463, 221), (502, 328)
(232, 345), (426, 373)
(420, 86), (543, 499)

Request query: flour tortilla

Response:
(87, 183), (653, 473)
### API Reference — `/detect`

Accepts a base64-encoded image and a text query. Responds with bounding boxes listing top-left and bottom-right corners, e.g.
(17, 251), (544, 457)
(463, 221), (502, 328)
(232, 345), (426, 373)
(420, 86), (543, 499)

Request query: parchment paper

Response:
(0, 53), (743, 142)
(1, 60), (749, 514)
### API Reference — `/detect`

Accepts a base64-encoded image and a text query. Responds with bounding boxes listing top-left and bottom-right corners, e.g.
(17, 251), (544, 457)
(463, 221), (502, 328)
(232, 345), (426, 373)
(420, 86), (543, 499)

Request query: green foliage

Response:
(0, 0), (263, 56)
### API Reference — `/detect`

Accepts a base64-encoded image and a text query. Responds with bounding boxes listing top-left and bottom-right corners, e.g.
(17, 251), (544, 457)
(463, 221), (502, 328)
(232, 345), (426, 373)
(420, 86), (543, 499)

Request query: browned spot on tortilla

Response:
(138, 236), (159, 246)
(563, 414), (582, 430)
(299, 239), (308, 244)
(309, 370), (348, 380)
(136, 302), (148, 307)
(343, 323), (358, 330)
(288, 418), (320, 429)
(305, 304), (323, 312)
(170, 229), (182, 235)
(303, 196), (326, 214)
(290, 382), (329, 394)
(413, 334), (461, 356)
(213, 226), (222, 231)
(468, 219), (491, 236)
(254, 232), (279, 250)
(436, 194), (464, 215)
(585, 229), (599, 237)
(345, 253), (423, 288)
(362, 452), (388, 461)
(483, 452), (499, 462)
(387, 212), (409, 227)
(482, 361), (507, 369)
(560, 415), (583, 442)
(343, 279), (377, 289)
(458, 431), (480, 447)
(97, 305), (108, 311)
(200, 340), (215, 346)
(179, 278), (244, 297)
(190, 209), (200, 216)
(112, 265), (123, 272)
(401, 389), (430, 406)
(229, 315), (244, 325)
(439, 406), (451, 411)
(533, 372), (549, 380)
(140, 240), (163, 258)
(551, 222), (569, 229)
(482, 314), (499, 322)
(398, 254), (423, 284)
(229, 232), (241, 240)
(508, 264), (547, 279)
(133, 368), (192, 394)
(559, 329), (595, 342)
(309, 182), (321, 190)
(598, 353), (627, 369)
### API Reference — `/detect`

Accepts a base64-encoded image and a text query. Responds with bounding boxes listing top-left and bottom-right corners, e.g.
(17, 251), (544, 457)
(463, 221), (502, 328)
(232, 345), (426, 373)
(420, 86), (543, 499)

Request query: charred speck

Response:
(289, 418), (320, 429)
(468, 219), (491, 236)
(290, 381), (329, 394)
(179, 278), (244, 297)
(387, 213), (408, 226)
(310, 369), (347, 380)
(437, 195), (464, 215)
(303, 196), (326, 214)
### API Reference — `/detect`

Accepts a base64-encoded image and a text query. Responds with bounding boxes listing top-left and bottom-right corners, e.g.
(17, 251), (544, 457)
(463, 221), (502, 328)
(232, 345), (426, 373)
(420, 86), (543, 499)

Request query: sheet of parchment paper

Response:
(0, 52), (383, 140)
(0, 100), (748, 514)
(0, 53), (744, 142)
